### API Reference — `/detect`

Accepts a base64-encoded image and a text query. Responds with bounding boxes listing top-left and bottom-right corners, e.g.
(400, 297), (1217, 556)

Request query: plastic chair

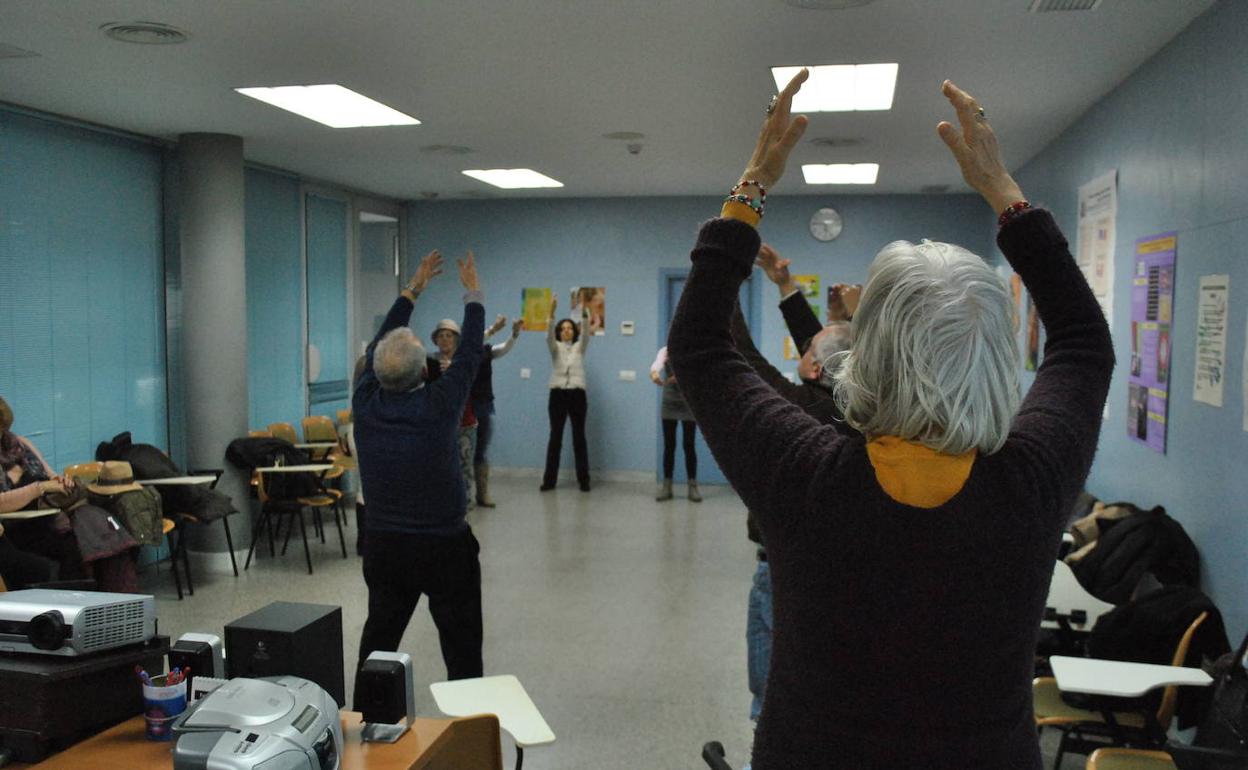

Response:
(1035, 611), (1210, 769)
(63, 462), (103, 483)
(248, 429), (272, 438)
(244, 466), (344, 575)
(167, 468), (239, 579)
(335, 408), (351, 426)
(300, 415), (338, 461)
(267, 422), (298, 444)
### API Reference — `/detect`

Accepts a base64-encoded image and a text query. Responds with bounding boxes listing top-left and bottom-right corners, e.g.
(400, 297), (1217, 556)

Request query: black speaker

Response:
(225, 602), (344, 707)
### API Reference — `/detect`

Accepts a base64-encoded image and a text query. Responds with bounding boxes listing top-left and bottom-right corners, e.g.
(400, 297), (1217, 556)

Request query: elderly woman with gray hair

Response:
(667, 72), (1113, 768)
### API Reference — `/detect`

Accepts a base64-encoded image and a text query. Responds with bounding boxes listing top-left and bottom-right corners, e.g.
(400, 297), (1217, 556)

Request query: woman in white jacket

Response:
(540, 296), (591, 492)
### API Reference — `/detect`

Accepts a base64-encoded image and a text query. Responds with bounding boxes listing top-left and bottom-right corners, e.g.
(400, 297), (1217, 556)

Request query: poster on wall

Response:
(1077, 170), (1118, 321)
(1127, 232), (1177, 453)
(521, 287), (552, 332)
(571, 286), (606, 335)
(783, 336), (799, 361)
(1194, 275), (1229, 407)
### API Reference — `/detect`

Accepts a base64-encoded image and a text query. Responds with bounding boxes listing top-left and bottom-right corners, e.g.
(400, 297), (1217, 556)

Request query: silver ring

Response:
(766, 95), (778, 116)
(975, 106), (987, 120)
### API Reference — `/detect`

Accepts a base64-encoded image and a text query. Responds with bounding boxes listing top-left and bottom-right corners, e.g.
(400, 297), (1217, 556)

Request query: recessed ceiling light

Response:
(100, 21), (189, 44)
(772, 63), (898, 112)
(802, 163), (879, 184)
(461, 169), (564, 189)
(234, 85), (420, 128)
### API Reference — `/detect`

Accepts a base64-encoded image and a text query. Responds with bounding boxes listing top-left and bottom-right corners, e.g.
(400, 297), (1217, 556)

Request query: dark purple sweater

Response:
(668, 209), (1113, 768)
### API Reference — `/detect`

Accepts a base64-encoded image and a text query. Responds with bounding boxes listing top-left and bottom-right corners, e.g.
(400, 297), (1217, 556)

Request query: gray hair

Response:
(810, 322), (854, 391)
(374, 327), (426, 392)
(833, 239), (1020, 455)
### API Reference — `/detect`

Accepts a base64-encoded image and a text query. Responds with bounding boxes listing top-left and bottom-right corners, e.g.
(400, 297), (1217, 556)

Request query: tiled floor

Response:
(144, 476), (1086, 769)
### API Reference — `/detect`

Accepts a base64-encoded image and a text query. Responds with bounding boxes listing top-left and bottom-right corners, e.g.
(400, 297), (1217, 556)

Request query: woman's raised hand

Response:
(408, 250), (444, 293)
(740, 68), (810, 190)
(549, 295), (558, 317)
(936, 80), (1025, 214)
(457, 249), (479, 291)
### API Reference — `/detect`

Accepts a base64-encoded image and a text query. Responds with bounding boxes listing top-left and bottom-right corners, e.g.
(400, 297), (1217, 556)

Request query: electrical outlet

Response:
(619, 370), (636, 382)
(520, 368), (531, 379)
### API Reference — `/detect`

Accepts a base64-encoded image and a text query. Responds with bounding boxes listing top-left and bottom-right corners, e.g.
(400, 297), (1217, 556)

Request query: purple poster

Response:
(1127, 232), (1177, 453)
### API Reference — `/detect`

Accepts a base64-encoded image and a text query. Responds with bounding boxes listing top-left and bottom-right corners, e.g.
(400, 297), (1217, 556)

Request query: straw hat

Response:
(87, 460), (144, 495)
(431, 318), (461, 341)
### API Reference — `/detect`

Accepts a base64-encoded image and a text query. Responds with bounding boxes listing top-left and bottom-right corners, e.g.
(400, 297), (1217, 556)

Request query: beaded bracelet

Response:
(997, 200), (1031, 228)
(725, 193), (764, 216)
(731, 180), (767, 206)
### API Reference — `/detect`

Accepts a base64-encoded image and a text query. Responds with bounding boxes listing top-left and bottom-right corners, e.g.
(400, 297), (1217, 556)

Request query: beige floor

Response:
(145, 476), (1083, 770)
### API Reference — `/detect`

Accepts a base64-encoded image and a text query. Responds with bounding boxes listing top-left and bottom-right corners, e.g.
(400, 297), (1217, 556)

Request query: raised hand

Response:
(549, 295), (558, 318)
(741, 68), (810, 190)
(936, 80), (1025, 213)
(488, 314), (508, 336)
(756, 244), (796, 295)
(407, 250), (444, 294)
(457, 249), (479, 292)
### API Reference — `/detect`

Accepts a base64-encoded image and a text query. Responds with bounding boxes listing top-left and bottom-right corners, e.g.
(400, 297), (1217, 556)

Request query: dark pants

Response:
(661, 419), (697, 480)
(354, 527), (483, 702)
(0, 536), (58, 589)
(543, 388), (589, 486)
(472, 397), (494, 465)
(2, 518), (85, 581)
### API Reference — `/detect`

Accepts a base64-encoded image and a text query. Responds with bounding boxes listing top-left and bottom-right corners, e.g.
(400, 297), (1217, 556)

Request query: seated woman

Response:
(0, 396), (84, 585)
(667, 72), (1114, 768)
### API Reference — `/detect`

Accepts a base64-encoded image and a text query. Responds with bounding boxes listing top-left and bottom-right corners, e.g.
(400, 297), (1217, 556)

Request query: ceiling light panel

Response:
(772, 63), (898, 112)
(462, 169), (564, 189)
(234, 85), (420, 128)
(801, 163), (879, 184)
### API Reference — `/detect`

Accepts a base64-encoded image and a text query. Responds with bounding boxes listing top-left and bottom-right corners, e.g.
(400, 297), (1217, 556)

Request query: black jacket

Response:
(225, 437), (316, 500)
(98, 432), (237, 522)
(1070, 503), (1200, 604)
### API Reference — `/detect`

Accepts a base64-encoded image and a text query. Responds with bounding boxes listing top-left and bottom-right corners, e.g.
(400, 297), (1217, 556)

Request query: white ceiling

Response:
(0, 0), (1215, 201)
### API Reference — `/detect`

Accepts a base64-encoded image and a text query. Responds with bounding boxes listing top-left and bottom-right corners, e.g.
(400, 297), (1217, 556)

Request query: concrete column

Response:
(178, 133), (250, 553)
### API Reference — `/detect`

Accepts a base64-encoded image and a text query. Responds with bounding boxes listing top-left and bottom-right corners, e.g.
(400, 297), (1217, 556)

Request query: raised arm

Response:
(649, 347), (668, 386)
(355, 250), (442, 396)
(485, 314), (508, 339)
(729, 300), (807, 405)
(546, 295), (558, 353)
(490, 319), (522, 359)
(426, 251), (488, 415)
(578, 307), (591, 353)
(937, 80), (1113, 505)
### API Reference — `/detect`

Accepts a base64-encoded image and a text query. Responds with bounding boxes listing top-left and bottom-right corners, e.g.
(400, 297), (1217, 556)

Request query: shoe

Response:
(687, 481), (702, 502)
(656, 479), (673, 501)
(578, 480), (591, 492)
(540, 482), (555, 492)
(475, 464), (496, 508)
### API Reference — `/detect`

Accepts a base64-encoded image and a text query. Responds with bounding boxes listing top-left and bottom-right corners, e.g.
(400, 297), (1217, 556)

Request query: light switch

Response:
(620, 321), (635, 336)
(520, 368), (531, 379)
(619, 370), (636, 382)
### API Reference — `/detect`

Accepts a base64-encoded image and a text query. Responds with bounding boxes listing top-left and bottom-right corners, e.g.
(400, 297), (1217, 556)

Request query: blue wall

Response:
(1011, 0), (1246, 636)
(0, 108), (167, 471)
(245, 168), (306, 430)
(407, 194), (990, 476)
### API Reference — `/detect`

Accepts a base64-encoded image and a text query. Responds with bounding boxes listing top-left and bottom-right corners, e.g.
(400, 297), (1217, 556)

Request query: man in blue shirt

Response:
(352, 249), (486, 689)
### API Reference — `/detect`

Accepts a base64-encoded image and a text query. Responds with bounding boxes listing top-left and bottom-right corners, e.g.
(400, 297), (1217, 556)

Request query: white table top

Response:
(1050, 655), (1213, 697)
(257, 464), (334, 473)
(138, 475), (218, 485)
(1042, 560), (1116, 630)
(430, 675), (555, 748)
(295, 442), (339, 448)
(0, 508), (61, 521)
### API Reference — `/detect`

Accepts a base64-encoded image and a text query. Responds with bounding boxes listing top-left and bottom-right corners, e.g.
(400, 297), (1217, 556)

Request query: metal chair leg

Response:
(334, 505), (347, 559)
(221, 516), (239, 577)
(169, 530), (184, 600)
(179, 528), (194, 596)
(297, 509), (313, 575)
(245, 509), (269, 570)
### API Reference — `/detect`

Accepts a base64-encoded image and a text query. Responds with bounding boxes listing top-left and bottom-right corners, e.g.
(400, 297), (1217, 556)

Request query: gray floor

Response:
(144, 476), (1084, 770)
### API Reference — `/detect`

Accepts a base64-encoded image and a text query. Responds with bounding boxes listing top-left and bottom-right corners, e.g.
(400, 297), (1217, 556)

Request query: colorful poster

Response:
(1077, 170), (1117, 322)
(794, 274), (820, 299)
(571, 286), (606, 336)
(1194, 275), (1228, 407)
(521, 287), (552, 332)
(783, 336), (799, 361)
(1127, 232), (1177, 453)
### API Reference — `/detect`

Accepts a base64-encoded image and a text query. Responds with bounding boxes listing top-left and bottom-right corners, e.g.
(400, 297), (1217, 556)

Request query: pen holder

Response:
(142, 674), (188, 741)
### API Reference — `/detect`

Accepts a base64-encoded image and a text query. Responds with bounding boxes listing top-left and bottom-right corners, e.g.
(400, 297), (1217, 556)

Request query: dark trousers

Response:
(354, 527), (483, 704)
(0, 536), (58, 589)
(543, 388), (589, 486)
(661, 419), (697, 480)
(472, 397), (494, 465)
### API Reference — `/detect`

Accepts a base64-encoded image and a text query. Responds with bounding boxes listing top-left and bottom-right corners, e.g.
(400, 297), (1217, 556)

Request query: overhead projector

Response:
(0, 589), (156, 657)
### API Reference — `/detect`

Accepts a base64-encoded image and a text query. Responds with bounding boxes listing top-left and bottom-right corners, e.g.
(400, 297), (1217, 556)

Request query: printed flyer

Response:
(1127, 232), (1177, 453)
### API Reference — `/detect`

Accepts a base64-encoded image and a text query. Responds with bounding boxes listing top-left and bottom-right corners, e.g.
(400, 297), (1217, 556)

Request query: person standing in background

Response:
(648, 346), (701, 502)
(541, 296), (592, 492)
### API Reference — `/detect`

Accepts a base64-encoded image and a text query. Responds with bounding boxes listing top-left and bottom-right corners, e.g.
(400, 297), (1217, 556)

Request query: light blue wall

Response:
(245, 168), (305, 430)
(0, 108), (167, 471)
(407, 194), (990, 476)
(305, 193), (351, 422)
(1011, 0), (1246, 636)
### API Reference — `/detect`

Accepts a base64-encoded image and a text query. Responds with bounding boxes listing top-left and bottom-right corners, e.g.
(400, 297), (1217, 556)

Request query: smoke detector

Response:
(100, 21), (190, 45)
(1028, 0), (1101, 11)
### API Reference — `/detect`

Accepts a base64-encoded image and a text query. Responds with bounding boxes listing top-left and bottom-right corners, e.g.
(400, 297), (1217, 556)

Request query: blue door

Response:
(657, 271), (756, 485)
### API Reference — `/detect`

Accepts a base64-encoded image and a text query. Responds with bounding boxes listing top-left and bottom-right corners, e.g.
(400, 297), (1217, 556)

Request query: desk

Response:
(1050, 655), (1213, 698)
(15, 711), (502, 769)
(1042, 560), (1115, 631)
(0, 509), (60, 521)
(137, 476), (218, 486)
(431, 675), (554, 769)
(295, 442), (340, 450)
